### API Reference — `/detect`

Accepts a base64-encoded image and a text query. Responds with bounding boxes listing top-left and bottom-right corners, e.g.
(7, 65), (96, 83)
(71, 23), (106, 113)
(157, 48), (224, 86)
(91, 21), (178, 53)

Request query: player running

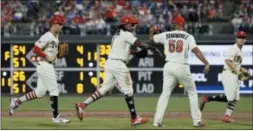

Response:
(75, 15), (163, 126)
(113, 46), (148, 93)
(200, 31), (249, 123)
(9, 15), (70, 123)
(149, 15), (210, 127)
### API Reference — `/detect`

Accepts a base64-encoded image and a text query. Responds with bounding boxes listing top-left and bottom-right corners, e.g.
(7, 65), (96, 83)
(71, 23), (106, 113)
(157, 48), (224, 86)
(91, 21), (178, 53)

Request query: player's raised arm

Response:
(133, 39), (164, 58)
(191, 36), (210, 74)
(148, 26), (166, 58)
(120, 15), (164, 57)
(132, 29), (164, 57)
(130, 46), (147, 58)
(124, 30), (163, 57)
(149, 26), (162, 43)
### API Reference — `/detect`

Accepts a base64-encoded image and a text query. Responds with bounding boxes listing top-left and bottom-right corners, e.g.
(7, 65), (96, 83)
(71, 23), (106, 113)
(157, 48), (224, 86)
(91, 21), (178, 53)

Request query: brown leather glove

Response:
(57, 42), (69, 58)
(238, 67), (251, 81)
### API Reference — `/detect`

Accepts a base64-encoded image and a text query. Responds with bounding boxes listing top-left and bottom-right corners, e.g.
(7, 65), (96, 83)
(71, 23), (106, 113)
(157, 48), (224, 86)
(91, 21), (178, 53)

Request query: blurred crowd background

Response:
(1, 0), (253, 36)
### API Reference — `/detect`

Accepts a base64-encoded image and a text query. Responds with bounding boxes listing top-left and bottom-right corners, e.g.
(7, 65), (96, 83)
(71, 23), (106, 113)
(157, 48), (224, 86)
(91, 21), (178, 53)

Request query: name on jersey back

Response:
(166, 33), (189, 39)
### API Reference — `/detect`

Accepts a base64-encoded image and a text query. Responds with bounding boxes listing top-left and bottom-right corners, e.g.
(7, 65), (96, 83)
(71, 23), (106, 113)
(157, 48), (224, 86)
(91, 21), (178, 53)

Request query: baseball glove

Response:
(238, 67), (250, 81)
(57, 42), (69, 58)
(135, 49), (148, 58)
(150, 46), (165, 58)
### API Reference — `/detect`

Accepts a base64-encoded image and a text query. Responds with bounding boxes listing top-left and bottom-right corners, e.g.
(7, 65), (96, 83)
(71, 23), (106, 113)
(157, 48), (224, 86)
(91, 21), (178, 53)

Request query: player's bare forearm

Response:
(193, 47), (210, 74)
(192, 47), (209, 65)
(149, 32), (155, 42)
(225, 59), (238, 72)
(149, 26), (159, 41)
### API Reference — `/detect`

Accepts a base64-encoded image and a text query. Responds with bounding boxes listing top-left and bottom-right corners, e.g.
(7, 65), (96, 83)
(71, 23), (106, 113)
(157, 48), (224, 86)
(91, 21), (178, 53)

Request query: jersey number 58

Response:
(168, 39), (183, 53)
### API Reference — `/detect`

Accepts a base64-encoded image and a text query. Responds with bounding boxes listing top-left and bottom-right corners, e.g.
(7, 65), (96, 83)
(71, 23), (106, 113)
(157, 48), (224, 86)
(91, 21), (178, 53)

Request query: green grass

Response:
(2, 96), (252, 112)
(1, 96), (253, 129)
(2, 117), (252, 129)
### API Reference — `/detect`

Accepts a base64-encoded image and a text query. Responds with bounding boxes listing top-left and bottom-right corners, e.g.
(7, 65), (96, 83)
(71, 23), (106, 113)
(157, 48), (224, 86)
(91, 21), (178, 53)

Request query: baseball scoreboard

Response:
(1, 43), (253, 95)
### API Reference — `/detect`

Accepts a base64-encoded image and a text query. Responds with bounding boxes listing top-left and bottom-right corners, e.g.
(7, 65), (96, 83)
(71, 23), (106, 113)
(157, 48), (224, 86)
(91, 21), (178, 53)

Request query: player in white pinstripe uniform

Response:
(9, 15), (70, 123)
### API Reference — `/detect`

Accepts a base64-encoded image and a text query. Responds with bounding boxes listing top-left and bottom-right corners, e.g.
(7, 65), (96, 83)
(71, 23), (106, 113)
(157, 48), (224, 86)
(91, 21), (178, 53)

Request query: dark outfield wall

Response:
(1, 35), (252, 95)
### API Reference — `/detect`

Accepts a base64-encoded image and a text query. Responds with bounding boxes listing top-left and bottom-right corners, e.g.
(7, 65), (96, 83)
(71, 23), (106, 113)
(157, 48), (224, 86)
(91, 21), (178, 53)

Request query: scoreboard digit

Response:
(99, 44), (111, 68)
(13, 45), (27, 67)
(1, 43), (102, 94)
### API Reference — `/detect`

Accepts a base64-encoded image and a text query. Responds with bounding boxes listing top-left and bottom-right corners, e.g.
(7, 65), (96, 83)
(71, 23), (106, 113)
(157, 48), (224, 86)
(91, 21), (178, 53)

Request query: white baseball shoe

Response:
(9, 98), (19, 116)
(52, 115), (70, 123)
(193, 121), (205, 127)
(153, 122), (165, 127)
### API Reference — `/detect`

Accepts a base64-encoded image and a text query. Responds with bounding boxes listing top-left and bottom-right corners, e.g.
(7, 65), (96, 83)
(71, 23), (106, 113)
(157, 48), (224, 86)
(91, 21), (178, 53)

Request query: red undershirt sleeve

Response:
(33, 45), (47, 57)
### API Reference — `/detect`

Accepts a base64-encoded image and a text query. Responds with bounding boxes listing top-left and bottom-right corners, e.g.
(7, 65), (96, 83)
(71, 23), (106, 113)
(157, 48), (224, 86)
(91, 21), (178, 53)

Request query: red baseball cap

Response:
(172, 15), (185, 25)
(49, 15), (66, 25)
(120, 15), (139, 25)
(236, 31), (246, 38)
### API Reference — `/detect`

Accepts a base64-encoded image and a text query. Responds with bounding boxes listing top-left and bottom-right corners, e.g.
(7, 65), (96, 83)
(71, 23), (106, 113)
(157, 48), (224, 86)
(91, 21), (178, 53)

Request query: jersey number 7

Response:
(168, 39), (183, 53)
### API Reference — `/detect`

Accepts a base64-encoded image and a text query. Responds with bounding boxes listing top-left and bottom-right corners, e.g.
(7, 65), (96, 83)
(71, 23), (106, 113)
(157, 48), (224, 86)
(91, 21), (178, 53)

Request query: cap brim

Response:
(236, 35), (246, 38)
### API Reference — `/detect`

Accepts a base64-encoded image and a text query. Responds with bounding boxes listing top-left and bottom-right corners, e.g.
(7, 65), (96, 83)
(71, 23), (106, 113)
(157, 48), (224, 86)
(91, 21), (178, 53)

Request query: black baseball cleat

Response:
(200, 96), (208, 112)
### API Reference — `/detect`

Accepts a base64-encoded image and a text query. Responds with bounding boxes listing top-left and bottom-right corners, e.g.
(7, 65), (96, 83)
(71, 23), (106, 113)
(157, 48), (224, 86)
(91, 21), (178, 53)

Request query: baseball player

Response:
(149, 15), (210, 127)
(9, 15), (70, 123)
(75, 15), (162, 126)
(113, 47), (148, 93)
(109, 48), (147, 94)
(110, 46), (147, 94)
(200, 31), (248, 123)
